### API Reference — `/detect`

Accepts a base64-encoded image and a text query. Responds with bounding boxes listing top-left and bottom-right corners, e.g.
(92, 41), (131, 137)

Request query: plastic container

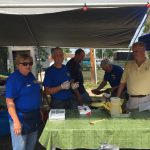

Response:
(100, 143), (119, 150)
(110, 97), (122, 115)
(0, 110), (10, 137)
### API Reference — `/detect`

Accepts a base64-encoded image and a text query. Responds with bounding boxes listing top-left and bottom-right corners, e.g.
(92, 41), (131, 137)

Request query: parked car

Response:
(81, 58), (91, 71)
(81, 58), (101, 71)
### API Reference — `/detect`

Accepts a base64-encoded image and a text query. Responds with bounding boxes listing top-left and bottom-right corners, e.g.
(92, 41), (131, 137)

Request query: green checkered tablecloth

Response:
(39, 109), (150, 150)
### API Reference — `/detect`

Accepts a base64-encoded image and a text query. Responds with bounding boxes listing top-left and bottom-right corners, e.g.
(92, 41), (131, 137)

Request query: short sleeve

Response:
(120, 63), (129, 84)
(6, 77), (18, 98)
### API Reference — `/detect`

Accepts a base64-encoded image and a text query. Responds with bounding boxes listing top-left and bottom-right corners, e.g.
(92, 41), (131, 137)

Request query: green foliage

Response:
(62, 48), (71, 60)
(103, 49), (113, 57)
(96, 49), (116, 58)
(38, 47), (49, 62)
(147, 51), (150, 58)
(143, 15), (150, 33)
(0, 47), (8, 74)
(62, 48), (71, 53)
(0, 47), (8, 58)
(96, 49), (103, 58)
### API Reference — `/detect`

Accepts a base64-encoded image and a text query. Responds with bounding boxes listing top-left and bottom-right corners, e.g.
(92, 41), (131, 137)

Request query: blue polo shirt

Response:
(43, 65), (73, 100)
(104, 65), (123, 87)
(6, 70), (41, 112)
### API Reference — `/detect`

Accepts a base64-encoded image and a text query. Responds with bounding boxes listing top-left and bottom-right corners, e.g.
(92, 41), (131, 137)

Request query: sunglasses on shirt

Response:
(20, 62), (33, 66)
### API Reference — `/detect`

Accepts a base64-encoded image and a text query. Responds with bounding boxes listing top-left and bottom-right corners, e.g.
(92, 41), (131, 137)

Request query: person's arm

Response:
(44, 81), (70, 95)
(117, 83), (126, 97)
(73, 89), (83, 106)
(91, 80), (107, 95)
(70, 81), (83, 105)
(96, 81), (107, 90)
(44, 86), (62, 95)
(6, 98), (22, 135)
(116, 63), (128, 97)
(110, 86), (119, 93)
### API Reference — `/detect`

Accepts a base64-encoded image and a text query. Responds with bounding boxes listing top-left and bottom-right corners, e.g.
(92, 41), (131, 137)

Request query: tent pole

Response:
(126, 10), (149, 60)
(129, 10), (150, 48)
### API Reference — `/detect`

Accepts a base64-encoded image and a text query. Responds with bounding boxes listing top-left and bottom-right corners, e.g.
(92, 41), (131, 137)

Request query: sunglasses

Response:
(20, 62), (33, 66)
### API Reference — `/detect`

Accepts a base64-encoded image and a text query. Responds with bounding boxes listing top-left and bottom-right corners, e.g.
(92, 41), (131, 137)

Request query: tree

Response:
(62, 48), (71, 54)
(96, 48), (116, 58)
(62, 48), (71, 60)
(0, 47), (8, 74)
(36, 47), (49, 73)
(96, 49), (103, 58)
(143, 15), (150, 33)
(38, 47), (49, 62)
(104, 49), (115, 58)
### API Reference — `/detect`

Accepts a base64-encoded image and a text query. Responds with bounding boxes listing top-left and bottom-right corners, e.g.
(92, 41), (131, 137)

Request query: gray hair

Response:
(51, 47), (63, 56)
(15, 54), (33, 66)
(100, 59), (112, 68)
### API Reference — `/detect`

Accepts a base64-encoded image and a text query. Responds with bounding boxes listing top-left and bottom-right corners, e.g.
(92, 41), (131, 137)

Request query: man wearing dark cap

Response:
(91, 59), (123, 97)
(66, 48), (91, 106)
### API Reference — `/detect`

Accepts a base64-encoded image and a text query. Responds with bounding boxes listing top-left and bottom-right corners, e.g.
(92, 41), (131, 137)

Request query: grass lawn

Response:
(83, 69), (110, 89)
(0, 69), (110, 92)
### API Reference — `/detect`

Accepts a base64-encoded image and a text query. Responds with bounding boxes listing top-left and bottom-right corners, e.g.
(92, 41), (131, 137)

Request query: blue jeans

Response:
(10, 121), (38, 150)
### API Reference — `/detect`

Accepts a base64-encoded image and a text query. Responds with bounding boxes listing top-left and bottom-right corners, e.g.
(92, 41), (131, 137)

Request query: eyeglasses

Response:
(20, 62), (33, 66)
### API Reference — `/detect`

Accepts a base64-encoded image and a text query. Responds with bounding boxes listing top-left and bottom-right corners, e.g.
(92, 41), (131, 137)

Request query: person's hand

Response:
(61, 81), (70, 90)
(71, 82), (79, 90)
(91, 89), (101, 95)
(103, 93), (111, 98)
(13, 121), (22, 135)
(104, 88), (111, 94)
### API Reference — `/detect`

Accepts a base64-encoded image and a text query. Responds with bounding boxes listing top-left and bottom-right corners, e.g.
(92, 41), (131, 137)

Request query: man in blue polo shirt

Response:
(43, 47), (79, 109)
(91, 59), (123, 97)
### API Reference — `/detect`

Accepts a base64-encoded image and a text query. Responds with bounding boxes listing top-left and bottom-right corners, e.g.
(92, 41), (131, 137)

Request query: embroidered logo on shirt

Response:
(26, 84), (31, 87)
(67, 72), (70, 77)
(112, 74), (116, 80)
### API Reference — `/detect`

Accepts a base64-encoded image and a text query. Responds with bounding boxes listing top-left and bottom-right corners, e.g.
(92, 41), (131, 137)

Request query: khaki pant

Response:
(127, 95), (150, 109)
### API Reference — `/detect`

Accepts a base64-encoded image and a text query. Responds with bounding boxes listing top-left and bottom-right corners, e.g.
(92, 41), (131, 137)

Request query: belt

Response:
(130, 95), (147, 98)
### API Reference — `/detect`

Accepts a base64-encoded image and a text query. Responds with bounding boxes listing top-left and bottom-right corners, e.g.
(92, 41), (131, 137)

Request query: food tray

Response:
(111, 112), (131, 118)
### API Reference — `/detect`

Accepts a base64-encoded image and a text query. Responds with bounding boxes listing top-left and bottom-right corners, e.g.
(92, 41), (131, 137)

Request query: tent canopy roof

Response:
(0, 0), (148, 14)
(0, 3), (148, 48)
